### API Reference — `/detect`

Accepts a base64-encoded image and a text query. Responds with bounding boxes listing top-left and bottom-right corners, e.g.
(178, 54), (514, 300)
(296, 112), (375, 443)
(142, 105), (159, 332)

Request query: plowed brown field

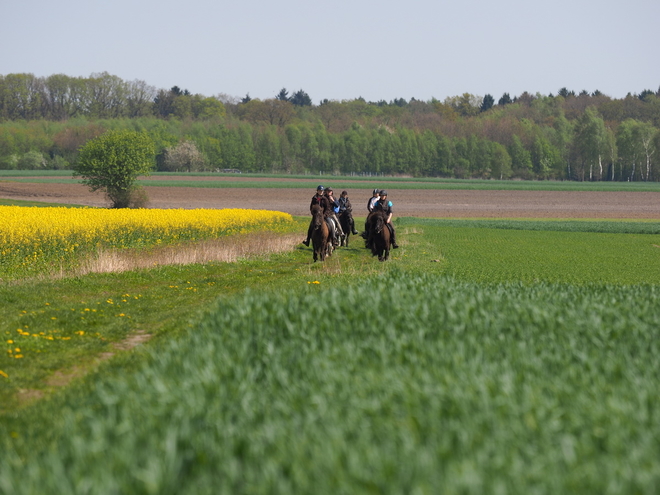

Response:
(1, 180), (659, 219)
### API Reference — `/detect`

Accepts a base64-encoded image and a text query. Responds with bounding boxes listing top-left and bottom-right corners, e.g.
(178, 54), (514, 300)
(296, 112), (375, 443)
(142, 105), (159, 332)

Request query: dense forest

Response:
(1, 72), (659, 181)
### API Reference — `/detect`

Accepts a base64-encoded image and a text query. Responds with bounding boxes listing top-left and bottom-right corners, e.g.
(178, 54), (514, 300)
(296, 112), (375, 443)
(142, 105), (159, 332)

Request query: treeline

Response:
(1, 72), (659, 181)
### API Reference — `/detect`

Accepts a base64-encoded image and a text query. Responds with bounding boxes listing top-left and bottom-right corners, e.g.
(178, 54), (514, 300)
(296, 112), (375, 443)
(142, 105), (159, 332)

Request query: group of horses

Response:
(308, 205), (392, 262)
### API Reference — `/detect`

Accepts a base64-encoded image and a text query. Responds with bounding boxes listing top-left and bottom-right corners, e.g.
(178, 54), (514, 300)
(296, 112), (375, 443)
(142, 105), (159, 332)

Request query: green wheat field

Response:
(1, 195), (659, 494)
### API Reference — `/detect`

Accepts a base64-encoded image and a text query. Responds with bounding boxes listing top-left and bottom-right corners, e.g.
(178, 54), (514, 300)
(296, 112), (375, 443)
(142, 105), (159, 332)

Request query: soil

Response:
(1, 180), (660, 219)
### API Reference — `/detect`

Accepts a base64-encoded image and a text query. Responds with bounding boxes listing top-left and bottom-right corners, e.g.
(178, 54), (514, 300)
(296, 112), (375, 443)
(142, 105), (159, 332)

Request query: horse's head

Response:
(311, 204), (323, 230)
(373, 210), (386, 234)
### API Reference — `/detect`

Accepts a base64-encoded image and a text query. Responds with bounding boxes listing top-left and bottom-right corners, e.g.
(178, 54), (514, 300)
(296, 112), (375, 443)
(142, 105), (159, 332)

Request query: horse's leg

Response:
(382, 232), (390, 261)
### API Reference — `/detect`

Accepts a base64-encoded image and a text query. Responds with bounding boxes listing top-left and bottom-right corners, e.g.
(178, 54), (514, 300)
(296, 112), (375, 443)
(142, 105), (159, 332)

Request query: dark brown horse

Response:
(310, 204), (331, 262)
(338, 210), (353, 247)
(369, 210), (391, 261)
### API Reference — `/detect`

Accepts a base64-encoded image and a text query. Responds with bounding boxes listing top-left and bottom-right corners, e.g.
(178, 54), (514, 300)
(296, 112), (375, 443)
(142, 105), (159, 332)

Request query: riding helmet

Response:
(317, 185), (324, 191)
(372, 189), (379, 194)
(380, 189), (388, 196)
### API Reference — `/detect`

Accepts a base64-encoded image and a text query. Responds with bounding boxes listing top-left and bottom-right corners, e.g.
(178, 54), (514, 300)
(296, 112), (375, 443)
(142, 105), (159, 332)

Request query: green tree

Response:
(290, 89), (312, 107)
(445, 93), (481, 117)
(481, 94), (495, 112)
(508, 135), (533, 178)
(498, 93), (512, 106)
(75, 130), (155, 208)
(490, 142), (512, 179)
(192, 96), (226, 120)
(17, 150), (47, 170)
(617, 119), (658, 181)
(551, 112), (573, 179)
(253, 125), (281, 172)
(531, 135), (555, 179)
(573, 106), (607, 180)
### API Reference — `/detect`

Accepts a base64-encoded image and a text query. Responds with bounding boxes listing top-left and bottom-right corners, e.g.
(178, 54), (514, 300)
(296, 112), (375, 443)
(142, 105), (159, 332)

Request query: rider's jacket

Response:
(373, 198), (393, 217)
(327, 195), (340, 214)
(310, 194), (332, 217)
(338, 196), (353, 214)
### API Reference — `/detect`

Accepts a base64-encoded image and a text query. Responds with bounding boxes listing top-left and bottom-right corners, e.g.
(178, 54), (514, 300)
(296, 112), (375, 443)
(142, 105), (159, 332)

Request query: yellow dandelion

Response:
(0, 370), (8, 378)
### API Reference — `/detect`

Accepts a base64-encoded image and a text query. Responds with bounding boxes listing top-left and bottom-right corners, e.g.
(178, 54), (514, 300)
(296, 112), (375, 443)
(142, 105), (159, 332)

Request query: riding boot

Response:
(302, 223), (313, 246)
(350, 218), (358, 235)
(390, 226), (399, 249)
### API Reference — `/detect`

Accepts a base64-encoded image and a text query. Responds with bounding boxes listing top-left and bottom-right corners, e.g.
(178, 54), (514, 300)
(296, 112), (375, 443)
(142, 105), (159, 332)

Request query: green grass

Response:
(397, 218), (660, 285)
(2, 273), (660, 493)
(2, 215), (660, 493)
(0, 198), (86, 208)
(3, 170), (660, 191)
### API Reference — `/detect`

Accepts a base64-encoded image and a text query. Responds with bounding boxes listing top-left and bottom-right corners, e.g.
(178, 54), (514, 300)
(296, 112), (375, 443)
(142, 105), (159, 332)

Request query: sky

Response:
(2, 0), (659, 105)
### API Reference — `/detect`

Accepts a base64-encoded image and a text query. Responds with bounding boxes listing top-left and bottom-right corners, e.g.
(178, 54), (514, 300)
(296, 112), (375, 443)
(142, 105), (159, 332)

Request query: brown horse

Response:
(310, 204), (331, 262)
(369, 210), (391, 261)
(338, 210), (353, 247)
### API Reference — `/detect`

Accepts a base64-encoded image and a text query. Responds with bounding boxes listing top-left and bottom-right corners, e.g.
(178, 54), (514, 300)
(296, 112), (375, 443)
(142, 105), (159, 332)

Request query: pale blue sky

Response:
(2, 0), (658, 104)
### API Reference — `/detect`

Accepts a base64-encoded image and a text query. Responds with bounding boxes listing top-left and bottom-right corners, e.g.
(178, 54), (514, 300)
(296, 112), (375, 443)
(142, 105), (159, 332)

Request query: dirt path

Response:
(1, 181), (659, 219)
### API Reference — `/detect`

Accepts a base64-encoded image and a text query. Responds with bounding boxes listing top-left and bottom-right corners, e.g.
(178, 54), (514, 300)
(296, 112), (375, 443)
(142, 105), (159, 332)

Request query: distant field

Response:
(3, 170), (660, 192)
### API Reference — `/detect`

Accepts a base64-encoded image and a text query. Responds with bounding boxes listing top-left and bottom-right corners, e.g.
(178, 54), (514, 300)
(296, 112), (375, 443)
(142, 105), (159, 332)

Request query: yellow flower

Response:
(0, 370), (8, 378)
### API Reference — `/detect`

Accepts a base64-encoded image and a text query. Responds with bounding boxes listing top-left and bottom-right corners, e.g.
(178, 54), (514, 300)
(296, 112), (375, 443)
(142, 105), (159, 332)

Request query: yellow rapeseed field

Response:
(0, 206), (292, 277)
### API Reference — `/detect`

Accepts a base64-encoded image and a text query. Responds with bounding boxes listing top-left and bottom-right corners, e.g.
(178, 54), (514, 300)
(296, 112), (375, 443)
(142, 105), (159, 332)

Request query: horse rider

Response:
(338, 190), (359, 235)
(302, 185), (332, 246)
(367, 188), (380, 212)
(324, 186), (345, 246)
(372, 189), (399, 249)
(362, 188), (381, 238)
